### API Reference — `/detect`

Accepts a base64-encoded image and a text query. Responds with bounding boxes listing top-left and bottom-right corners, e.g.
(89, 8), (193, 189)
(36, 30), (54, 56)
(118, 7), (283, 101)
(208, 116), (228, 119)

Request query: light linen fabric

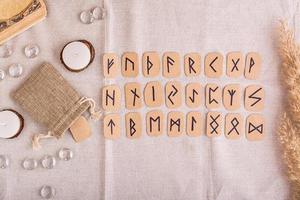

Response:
(0, 0), (298, 199)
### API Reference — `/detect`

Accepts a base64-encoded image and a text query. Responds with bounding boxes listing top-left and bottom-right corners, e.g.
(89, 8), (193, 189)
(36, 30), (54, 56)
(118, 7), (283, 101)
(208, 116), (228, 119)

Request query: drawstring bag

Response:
(13, 62), (101, 149)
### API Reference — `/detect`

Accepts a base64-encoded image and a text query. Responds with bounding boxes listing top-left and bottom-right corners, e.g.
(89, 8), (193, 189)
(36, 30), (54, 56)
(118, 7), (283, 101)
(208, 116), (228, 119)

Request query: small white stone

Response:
(40, 185), (56, 199)
(80, 11), (94, 24)
(0, 70), (5, 81)
(24, 44), (40, 58)
(0, 155), (9, 169)
(41, 155), (56, 169)
(92, 7), (106, 20)
(22, 158), (38, 170)
(58, 148), (74, 161)
(0, 44), (13, 58)
(8, 64), (23, 78)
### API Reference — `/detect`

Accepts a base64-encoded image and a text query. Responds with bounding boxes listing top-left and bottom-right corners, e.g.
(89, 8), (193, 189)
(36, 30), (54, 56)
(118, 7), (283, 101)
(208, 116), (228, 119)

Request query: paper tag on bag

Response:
(69, 116), (91, 142)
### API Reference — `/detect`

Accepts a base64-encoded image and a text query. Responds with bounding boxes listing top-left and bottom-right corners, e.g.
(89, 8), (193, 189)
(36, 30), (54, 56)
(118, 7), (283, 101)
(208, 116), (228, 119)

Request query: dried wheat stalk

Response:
(278, 21), (300, 200)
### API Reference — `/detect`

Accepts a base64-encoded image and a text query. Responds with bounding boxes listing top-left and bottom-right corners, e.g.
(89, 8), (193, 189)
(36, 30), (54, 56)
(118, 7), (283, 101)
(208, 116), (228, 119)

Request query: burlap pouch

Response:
(13, 62), (100, 148)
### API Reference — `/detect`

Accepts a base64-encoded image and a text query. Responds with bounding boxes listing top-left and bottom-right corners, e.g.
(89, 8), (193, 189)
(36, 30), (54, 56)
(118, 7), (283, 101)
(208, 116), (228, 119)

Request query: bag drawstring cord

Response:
(31, 97), (101, 149)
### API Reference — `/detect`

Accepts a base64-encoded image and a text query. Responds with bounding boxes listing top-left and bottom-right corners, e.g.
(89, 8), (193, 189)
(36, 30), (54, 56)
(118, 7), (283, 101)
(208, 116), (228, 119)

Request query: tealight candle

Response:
(61, 40), (95, 72)
(0, 109), (24, 139)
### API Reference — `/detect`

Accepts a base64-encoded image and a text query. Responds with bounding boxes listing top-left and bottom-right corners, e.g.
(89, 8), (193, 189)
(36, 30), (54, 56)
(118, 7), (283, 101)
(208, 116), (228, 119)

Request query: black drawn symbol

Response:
(209, 56), (218, 72)
(248, 87), (262, 107)
(129, 118), (136, 136)
(228, 117), (240, 135)
(227, 89), (236, 106)
(248, 57), (255, 73)
(170, 118), (181, 132)
(209, 114), (220, 134)
(105, 89), (115, 106)
(231, 58), (240, 72)
(125, 57), (134, 71)
(107, 119), (115, 135)
(149, 116), (161, 132)
(248, 122), (263, 134)
(208, 86), (219, 105)
(151, 86), (156, 101)
(130, 88), (140, 106)
(166, 56), (175, 73)
(167, 85), (178, 105)
(146, 56), (153, 74)
(107, 58), (114, 74)
(188, 57), (196, 74)
(189, 89), (199, 103)
(191, 116), (197, 131)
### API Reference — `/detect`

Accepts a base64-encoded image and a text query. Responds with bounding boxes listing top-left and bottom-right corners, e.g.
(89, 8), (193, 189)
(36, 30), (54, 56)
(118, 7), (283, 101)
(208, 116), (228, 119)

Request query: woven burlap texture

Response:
(12, 62), (90, 138)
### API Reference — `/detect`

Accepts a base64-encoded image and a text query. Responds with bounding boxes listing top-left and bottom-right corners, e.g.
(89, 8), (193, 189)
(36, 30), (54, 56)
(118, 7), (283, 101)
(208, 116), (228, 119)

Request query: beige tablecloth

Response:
(0, 0), (298, 199)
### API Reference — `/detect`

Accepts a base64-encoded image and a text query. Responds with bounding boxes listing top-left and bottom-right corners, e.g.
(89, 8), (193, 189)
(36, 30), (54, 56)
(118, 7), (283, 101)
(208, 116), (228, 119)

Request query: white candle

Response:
(61, 40), (93, 72)
(0, 109), (23, 139)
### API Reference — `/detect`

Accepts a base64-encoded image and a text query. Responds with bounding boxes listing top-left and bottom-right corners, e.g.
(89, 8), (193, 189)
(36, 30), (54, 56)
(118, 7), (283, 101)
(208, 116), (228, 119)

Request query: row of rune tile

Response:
(103, 111), (265, 141)
(102, 83), (264, 112)
(102, 52), (261, 79)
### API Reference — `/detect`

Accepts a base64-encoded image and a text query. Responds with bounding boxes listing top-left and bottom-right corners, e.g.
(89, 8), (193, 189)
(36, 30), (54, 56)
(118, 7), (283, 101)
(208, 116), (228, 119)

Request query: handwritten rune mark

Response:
(248, 57), (255, 73)
(107, 119), (116, 135)
(170, 118), (181, 132)
(129, 118), (136, 136)
(125, 57), (134, 71)
(189, 89), (199, 103)
(248, 122), (263, 134)
(209, 114), (220, 134)
(209, 56), (218, 72)
(146, 56), (153, 74)
(231, 58), (240, 72)
(167, 85), (178, 105)
(166, 56), (175, 73)
(209, 86), (219, 104)
(188, 57), (196, 74)
(248, 87), (262, 107)
(107, 58), (114, 74)
(228, 117), (240, 135)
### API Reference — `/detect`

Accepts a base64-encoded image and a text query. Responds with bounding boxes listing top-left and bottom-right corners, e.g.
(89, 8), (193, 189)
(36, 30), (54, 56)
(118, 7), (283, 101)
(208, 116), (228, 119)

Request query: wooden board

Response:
(69, 116), (91, 142)
(167, 111), (184, 137)
(223, 84), (241, 110)
(186, 83), (201, 108)
(0, 0), (47, 45)
(102, 85), (121, 111)
(144, 81), (164, 107)
(186, 111), (202, 137)
(244, 85), (264, 112)
(226, 52), (244, 78)
(225, 113), (243, 139)
(121, 52), (139, 77)
(165, 81), (182, 108)
(146, 110), (164, 136)
(125, 82), (142, 110)
(184, 53), (201, 76)
(163, 52), (180, 78)
(142, 51), (160, 77)
(103, 53), (119, 78)
(244, 52), (261, 80)
(246, 114), (265, 141)
(126, 112), (142, 139)
(103, 114), (121, 139)
(205, 84), (221, 109)
(204, 52), (223, 78)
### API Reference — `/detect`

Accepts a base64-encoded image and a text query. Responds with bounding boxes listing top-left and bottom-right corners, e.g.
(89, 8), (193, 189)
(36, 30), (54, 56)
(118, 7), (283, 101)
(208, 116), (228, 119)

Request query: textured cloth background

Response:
(0, 0), (299, 199)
